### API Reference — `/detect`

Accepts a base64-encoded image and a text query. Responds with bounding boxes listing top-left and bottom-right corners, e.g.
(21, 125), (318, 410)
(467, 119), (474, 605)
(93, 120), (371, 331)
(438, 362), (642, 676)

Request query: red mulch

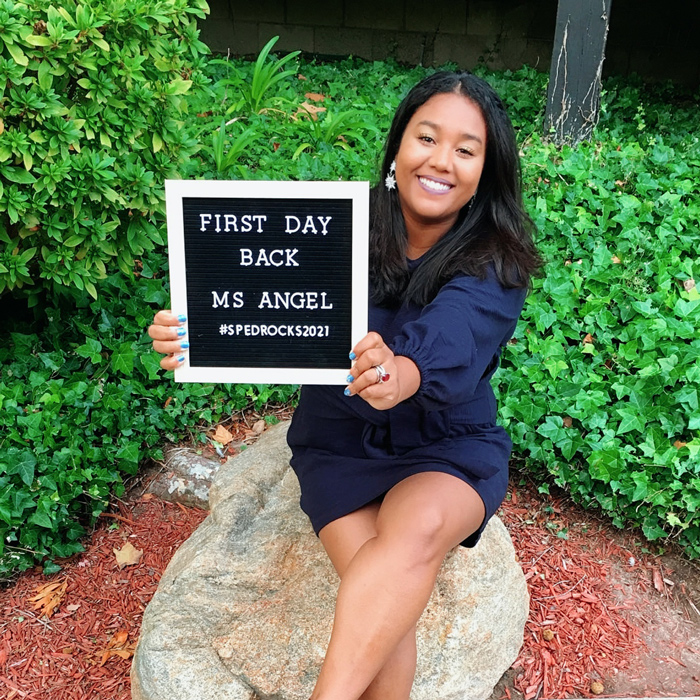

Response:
(499, 484), (650, 699)
(0, 497), (207, 700)
(0, 478), (677, 700)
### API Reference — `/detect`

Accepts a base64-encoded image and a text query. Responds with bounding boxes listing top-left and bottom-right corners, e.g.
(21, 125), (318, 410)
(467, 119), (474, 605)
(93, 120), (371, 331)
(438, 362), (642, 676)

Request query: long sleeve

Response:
(389, 272), (526, 412)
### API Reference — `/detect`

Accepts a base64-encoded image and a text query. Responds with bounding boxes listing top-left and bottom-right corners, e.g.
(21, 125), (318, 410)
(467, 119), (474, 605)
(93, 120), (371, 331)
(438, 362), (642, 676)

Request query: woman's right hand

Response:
(147, 309), (188, 371)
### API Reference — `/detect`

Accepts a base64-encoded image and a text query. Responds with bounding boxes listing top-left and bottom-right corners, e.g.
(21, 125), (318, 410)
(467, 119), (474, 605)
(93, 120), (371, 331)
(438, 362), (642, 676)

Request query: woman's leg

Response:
(311, 472), (486, 700)
(318, 502), (417, 700)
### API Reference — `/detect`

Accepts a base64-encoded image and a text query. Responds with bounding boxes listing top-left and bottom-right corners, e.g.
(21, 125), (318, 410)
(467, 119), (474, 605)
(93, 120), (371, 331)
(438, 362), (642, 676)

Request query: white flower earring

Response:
(385, 160), (396, 191)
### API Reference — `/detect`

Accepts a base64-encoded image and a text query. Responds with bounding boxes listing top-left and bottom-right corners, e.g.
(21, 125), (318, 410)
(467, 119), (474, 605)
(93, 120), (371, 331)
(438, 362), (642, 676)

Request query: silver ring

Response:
(374, 364), (390, 384)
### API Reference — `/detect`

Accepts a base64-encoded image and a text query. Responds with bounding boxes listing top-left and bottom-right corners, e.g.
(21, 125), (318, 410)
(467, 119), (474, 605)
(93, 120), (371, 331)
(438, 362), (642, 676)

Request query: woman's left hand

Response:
(345, 331), (420, 410)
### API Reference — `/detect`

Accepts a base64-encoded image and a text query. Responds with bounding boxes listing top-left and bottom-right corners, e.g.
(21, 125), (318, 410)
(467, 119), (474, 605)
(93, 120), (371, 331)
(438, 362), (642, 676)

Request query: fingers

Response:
(345, 332), (396, 397)
(160, 353), (185, 371)
(148, 310), (188, 372)
(148, 310), (186, 338)
(348, 332), (386, 377)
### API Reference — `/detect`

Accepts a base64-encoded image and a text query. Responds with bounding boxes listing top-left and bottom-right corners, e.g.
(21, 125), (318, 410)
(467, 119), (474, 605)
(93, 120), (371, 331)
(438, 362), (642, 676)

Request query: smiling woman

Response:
(394, 92), (487, 257)
(148, 70), (542, 700)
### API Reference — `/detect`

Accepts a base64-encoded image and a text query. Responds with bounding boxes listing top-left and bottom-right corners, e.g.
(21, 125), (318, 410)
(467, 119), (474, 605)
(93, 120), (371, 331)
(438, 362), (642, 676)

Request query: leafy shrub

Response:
(2, 53), (699, 576)
(496, 87), (700, 555)
(0, 253), (297, 577)
(0, 0), (211, 301)
(212, 35), (300, 115)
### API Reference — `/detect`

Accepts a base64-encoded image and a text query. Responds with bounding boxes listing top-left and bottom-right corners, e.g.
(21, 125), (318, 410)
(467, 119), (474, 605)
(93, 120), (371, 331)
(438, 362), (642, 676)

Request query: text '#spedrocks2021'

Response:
(218, 323), (331, 338)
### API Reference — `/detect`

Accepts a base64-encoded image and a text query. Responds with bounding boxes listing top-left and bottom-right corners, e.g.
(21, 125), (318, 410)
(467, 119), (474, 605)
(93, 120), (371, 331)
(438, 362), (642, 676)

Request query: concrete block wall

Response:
(201, 0), (557, 72)
(199, 0), (700, 85)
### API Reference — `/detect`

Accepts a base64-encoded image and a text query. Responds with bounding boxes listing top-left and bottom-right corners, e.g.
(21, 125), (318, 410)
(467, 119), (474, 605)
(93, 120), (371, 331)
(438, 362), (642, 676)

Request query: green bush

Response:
(0, 0), (211, 301)
(0, 256), (298, 577)
(1, 53), (698, 576)
(497, 126), (700, 555)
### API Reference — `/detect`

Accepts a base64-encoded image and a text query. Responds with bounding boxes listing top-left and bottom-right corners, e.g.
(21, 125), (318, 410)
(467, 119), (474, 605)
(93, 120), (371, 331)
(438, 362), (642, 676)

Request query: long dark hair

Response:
(370, 71), (541, 307)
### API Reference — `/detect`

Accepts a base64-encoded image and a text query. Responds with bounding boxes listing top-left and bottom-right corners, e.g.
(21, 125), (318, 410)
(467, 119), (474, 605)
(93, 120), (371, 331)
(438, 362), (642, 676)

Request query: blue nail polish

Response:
(178, 314), (187, 323)
(180, 341), (190, 349)
(177, 327), (187, 337)
(344, 387), (351, 396)
(346, 375), (354, 383)
(349, 351), (356, 360)
(177, 355), (185, 363)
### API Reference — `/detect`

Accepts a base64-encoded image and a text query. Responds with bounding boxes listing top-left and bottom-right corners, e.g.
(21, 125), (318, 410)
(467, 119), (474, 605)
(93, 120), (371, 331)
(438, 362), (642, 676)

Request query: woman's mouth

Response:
(418, 176), (453, 193)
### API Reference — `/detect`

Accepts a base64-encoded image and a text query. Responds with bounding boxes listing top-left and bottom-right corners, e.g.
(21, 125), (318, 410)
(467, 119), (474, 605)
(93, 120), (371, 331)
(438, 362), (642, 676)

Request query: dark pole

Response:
(544, 0), (613, 144)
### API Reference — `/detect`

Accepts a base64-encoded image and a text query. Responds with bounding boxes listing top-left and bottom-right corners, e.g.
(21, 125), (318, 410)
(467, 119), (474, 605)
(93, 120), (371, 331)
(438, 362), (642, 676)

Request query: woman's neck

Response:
(405, 220), (452, 260)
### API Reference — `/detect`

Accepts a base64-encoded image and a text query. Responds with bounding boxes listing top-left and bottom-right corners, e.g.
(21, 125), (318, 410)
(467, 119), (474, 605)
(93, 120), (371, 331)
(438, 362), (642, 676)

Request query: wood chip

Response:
(0, 498), (207, 699)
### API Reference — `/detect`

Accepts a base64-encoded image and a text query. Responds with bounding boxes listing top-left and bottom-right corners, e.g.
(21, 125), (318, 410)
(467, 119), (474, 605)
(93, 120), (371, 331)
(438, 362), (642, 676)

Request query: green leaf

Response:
(0, 166), (37, 184)
(111, 343), (135, 375)
(616, 409), (646, 435)
(38, 60), (54, 90)
(25, 35), (53, 47)
(28, 511), (53, 529)
(6, 42), (28, 66)
(16, 452), (37, 486)
(116, 442), (139, 463)
(165, 79), (192, 95)
(76, 337), (103, 363)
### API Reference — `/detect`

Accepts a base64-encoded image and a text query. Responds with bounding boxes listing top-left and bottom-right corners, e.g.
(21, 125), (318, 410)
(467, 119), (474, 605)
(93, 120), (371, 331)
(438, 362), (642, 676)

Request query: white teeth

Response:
(419, 177), (451, 192)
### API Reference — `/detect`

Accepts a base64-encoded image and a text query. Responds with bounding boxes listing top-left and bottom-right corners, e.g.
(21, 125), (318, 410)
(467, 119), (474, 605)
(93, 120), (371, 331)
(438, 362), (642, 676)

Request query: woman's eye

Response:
(418, 134), (434, 143)
(457, 148), (473, 156)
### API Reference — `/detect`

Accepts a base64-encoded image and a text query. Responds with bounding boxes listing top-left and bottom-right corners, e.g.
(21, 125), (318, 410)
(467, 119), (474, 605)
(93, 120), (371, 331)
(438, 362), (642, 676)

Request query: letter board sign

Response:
(165, 180), (369, 384)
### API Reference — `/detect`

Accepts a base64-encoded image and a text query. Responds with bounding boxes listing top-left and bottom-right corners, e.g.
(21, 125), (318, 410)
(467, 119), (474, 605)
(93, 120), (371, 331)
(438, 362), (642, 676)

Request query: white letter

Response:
(318, 216), (332, 235)
(321, 292), (333, 309)
(302, 216), (317, 234)
(240, 248), (253, 266)
(214, 214), (222, 233)
(269, 249), (284, 267)
(255, 248), (270, 266)
(305, 292), (318, 310)
(224, 214), (237, 232)
(199, 214), (212, 231)
(285, 215), (300, 234)
(258, 291), (272, 309)
(290, 292), (305, 309)
(273, 292), (290, 309)
(252, 215), (267, 232)
(285, 248), (299, 266)
(211, 290), (229, 309)
(232, 291), (244, 308)
(241, 215), (252, 232)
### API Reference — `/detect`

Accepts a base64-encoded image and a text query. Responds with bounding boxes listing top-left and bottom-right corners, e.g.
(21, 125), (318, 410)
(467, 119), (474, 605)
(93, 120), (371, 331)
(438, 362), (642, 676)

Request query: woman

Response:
(149, 71), (540, 700)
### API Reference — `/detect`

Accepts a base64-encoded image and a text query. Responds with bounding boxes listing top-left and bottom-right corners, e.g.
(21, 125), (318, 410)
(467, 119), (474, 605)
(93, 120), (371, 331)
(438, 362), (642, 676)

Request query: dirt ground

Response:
(490, 479), (700, 699)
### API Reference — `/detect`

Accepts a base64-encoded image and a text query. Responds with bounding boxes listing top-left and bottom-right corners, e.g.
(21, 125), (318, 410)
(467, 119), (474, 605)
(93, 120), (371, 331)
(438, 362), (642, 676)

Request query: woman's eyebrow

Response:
(417, 119), (484, 145)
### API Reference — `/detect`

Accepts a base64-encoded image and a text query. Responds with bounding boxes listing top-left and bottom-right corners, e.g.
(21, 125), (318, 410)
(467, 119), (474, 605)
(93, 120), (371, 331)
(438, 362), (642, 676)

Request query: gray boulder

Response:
(132, 422), (528, 700)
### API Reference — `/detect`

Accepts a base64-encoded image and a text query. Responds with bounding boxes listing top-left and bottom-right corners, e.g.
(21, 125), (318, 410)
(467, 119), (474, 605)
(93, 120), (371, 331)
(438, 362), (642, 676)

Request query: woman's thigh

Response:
(376, 472), (486, 556)
(319, 500), (382, 577)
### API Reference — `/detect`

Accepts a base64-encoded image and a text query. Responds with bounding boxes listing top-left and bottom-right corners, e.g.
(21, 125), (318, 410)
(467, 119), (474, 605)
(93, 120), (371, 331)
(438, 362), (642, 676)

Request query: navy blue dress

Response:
(287, 259), (526, 547)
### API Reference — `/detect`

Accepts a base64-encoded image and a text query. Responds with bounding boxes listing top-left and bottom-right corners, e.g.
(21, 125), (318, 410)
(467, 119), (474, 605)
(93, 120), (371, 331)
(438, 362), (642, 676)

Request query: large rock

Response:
(132, 422), (529, 700)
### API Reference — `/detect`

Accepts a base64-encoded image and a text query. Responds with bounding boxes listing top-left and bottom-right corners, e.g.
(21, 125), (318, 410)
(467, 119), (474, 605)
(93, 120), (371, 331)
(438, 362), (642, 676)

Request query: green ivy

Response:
(0, 255), (297, 576)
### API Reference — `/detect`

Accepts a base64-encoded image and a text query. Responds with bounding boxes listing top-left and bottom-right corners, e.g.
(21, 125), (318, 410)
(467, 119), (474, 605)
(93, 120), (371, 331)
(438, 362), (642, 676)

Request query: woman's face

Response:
(394, 91), (487, 238)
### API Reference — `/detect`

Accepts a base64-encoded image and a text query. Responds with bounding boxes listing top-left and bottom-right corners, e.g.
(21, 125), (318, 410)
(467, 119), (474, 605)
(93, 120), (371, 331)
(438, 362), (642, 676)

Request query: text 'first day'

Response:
(198, 214), (333, 235)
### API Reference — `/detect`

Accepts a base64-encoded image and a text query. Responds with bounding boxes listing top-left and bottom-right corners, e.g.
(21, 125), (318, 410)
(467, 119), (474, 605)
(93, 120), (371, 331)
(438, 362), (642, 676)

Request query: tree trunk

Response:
(544, 0), (612, 145)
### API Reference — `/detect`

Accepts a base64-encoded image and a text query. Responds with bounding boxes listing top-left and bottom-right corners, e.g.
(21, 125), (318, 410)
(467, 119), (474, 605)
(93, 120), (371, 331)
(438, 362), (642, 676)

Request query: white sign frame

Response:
(165, 179), (369, 385)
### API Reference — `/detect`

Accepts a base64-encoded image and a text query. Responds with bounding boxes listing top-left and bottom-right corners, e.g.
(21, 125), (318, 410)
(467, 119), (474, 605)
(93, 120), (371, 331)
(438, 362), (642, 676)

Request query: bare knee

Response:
(377, 505), (451, 571)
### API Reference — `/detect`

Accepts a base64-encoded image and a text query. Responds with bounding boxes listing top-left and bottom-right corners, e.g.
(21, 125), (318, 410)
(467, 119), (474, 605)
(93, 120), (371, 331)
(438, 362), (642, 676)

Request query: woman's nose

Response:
(428, 145), (451, 171)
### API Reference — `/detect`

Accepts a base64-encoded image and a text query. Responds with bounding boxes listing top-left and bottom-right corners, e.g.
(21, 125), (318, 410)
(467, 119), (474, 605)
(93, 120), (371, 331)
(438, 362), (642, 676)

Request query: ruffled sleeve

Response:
(389, 272), (526, 412)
